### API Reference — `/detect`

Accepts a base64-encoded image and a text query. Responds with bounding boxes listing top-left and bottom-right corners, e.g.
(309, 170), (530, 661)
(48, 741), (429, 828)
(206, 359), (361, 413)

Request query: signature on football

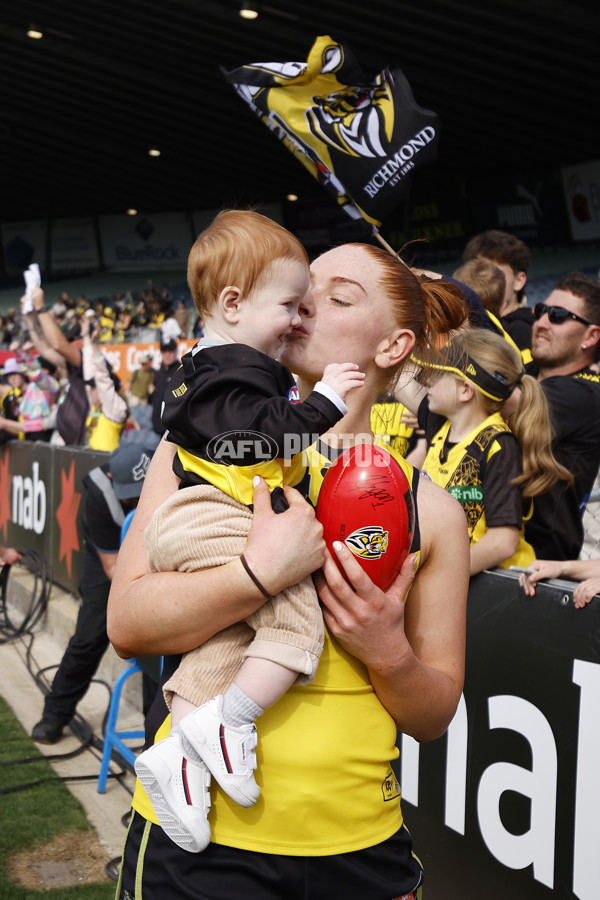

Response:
(350, 476), (396, 509)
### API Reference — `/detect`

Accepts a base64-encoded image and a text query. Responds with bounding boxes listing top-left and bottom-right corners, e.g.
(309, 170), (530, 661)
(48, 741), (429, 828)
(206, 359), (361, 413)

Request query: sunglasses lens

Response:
(535, 304), (568, 324)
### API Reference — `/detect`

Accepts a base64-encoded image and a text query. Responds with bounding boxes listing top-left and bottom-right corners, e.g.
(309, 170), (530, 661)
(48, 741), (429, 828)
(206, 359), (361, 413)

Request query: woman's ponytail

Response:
(417, 277), (469, 363)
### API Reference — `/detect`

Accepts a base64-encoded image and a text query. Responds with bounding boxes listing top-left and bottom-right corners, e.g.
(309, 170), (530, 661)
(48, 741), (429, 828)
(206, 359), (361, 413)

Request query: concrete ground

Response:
(0, 572), (143, 862)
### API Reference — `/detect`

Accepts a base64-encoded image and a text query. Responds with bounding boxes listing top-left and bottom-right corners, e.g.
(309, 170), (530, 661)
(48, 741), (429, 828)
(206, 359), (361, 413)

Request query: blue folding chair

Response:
(98, 509), (146, 793)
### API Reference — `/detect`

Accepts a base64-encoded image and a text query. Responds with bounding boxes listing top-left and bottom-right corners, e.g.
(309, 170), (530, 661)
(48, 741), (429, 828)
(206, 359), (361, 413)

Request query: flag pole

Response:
(371, 226), (413, 272)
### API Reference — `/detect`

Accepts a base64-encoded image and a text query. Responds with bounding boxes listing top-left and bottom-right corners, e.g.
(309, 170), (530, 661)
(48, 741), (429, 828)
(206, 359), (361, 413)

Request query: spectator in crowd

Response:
(149, 301), (166, 332)
(115, 305), (132, 341)
(131, 300), (151, 330)
(453, 258), (506, 320)
(20, 286), (88, 446)
(192, 312), (205, 339)
(127, 353), (155, 406)
(21, 287), (127, 448)
(0, 355), (58, 443)
(151, 338), (180, 436)
(415, 329), (571, 575)
(462, 229), (533, 355)
(159, 282), (174, 308)
(98, 306), (116, 343)
(160, 313), (182, 346)
(0, 358), (27, 442)
(81, 315), (128, 451)
(2, 308), (22, 348)
(523, 272), (600, 560)
(0, 545), (22, 565)
(451, 257), (534, 374)
(52, 298), (68, 319)
(31, 440), (157, 744)
(173, 299), (192, 338)
(519, 558), (600, 608)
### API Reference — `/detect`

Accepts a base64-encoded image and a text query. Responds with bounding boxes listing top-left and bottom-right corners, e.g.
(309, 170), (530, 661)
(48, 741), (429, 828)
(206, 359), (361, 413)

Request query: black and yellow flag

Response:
(223, 35), (440, 228)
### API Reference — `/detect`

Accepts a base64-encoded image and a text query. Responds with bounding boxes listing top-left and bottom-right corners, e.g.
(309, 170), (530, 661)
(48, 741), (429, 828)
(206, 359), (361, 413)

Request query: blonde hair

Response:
(453, 258), (506, 317)
(452, 329), (572, 497)
(187, 210), (309, 316)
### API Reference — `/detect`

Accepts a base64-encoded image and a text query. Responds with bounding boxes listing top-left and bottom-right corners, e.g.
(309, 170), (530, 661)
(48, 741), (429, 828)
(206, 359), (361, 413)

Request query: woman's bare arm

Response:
(107, 438), (326, 658)
(316, 476), (469, 742)
(20, 297), (66, 369)
(29, 288), (82, 368)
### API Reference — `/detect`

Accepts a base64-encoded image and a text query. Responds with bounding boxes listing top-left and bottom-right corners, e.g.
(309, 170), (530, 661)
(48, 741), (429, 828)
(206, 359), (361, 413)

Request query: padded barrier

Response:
(398, 566), (600, 899)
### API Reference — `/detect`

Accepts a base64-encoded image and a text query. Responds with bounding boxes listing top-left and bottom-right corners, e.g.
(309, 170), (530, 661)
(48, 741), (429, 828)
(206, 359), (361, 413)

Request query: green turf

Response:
(0, 695), (115, 899)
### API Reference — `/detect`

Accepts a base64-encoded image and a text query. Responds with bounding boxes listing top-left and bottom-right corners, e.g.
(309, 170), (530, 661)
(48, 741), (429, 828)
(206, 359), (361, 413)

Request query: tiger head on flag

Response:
(223, 35), (440, 228)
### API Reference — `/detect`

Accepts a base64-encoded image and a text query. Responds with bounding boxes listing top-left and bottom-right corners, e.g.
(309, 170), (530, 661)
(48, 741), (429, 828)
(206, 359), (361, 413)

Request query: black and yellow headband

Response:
(411, 351), (520, 402)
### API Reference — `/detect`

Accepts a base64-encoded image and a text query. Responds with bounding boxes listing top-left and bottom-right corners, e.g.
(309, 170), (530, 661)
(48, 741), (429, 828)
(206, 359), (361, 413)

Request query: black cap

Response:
(109, 442), (156, 499)
(160, 338), (178, 352)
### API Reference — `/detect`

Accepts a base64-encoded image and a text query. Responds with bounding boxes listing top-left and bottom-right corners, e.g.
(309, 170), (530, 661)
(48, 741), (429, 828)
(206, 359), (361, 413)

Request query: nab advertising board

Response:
(398, 569), (600, 899)
(0, 442), (108, 592)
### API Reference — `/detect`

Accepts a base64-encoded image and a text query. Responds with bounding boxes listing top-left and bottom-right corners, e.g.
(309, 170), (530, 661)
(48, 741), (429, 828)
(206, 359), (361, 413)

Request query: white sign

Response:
(50, 217), (100, 270)
(562, 159), (600, 242)
(99, 212), (192, 271)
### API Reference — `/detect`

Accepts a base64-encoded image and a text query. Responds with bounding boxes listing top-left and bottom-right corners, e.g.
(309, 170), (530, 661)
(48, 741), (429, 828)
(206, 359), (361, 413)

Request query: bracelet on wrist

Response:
(240, 554), (274, 600)
(36, 305), (50, 314)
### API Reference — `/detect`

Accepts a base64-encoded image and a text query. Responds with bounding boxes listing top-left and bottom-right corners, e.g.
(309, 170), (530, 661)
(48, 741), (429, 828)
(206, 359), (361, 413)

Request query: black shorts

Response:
(117, 810), (424, 900)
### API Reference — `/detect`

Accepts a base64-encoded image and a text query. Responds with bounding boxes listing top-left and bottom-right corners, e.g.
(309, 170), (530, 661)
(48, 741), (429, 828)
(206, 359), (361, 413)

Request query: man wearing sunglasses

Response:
(524, 271), (600, 560)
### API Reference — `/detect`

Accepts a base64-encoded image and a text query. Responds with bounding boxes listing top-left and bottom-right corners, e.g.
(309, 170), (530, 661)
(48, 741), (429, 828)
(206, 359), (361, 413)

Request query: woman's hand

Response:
(314, 542), (417, 671)
(244, 478), (325, 596)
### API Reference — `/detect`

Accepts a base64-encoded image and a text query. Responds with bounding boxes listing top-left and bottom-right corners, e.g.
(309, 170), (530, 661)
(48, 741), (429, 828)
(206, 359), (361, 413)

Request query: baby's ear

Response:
(219, 286), (242, 323)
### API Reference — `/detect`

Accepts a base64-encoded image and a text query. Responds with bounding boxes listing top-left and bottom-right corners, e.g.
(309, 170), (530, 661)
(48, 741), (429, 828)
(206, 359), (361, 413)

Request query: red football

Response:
(316, 445), (415, 590)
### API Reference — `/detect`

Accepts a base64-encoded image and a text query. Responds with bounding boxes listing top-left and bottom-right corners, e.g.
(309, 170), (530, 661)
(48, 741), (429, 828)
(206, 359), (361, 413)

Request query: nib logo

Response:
(55, 461), (82, 578)
(135, 218), (154, 241)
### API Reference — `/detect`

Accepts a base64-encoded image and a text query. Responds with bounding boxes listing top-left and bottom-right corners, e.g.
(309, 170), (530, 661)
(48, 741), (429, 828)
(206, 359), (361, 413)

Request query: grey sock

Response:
(172, 723), (204, 764)
(222, 684), (263, 728)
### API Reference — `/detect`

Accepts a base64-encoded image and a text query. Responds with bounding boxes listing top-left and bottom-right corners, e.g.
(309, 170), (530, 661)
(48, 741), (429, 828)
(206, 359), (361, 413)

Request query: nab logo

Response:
(287, 385), (300, 404)
(345, 526), (389, 560)
(12, 462), (46, 535)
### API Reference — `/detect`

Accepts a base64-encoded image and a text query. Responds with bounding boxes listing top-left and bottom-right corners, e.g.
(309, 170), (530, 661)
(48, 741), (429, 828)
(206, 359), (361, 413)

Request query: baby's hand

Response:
(321, 363), (365, 402)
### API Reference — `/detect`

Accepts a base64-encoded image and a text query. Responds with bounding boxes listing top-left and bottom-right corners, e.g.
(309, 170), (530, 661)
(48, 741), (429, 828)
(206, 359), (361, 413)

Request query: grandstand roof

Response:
(2, 0), (599, 223)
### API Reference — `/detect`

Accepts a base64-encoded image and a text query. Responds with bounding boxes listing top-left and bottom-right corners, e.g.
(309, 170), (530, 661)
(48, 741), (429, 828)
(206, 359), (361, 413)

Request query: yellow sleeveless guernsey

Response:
(132, 442), (421, 855)
(423, 411), (535, 569)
